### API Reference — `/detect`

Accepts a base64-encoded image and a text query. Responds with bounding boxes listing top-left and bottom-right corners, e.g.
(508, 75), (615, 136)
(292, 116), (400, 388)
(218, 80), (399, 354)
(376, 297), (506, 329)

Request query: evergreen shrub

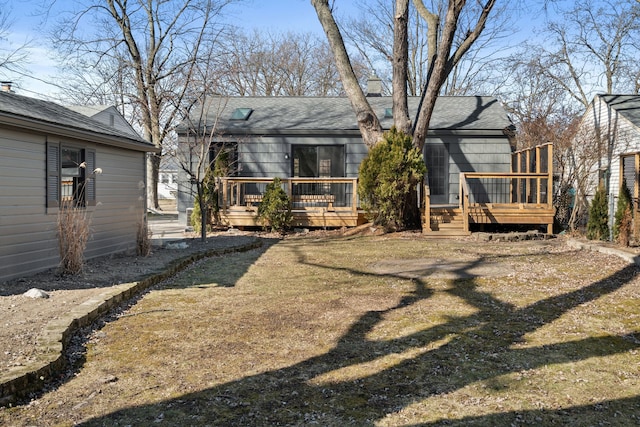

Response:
(258, 177), (292, 233)
(586, 183), (609, 241)
(358, 127), (426, 230)
(614, 179), (633, 246)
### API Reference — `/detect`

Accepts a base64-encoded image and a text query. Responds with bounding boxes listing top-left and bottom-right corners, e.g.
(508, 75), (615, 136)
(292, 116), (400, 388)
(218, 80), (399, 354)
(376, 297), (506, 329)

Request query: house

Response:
(573, 94), (640, 228)
(66, 104), (142, 139)
(158, 156), (178, 202)
(0, 90), (159, 283)
(69, 104), (178, 206)
(177, 94), (554, 233)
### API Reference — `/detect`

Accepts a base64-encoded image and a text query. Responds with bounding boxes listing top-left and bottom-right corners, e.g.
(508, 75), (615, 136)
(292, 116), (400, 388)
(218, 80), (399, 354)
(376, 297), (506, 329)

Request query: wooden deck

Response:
(424, 143), (556, 235)
(217, 144), (556, 233)
(218, 177), (367, 229)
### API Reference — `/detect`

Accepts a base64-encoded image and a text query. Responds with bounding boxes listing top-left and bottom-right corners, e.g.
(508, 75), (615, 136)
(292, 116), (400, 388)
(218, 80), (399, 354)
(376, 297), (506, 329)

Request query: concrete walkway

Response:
(148, 214), (192, 245)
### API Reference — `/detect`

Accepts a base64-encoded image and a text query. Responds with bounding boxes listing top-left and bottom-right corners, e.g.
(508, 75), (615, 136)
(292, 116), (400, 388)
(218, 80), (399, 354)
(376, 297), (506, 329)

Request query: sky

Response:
(1, 0), (549, 100)
(2, 0), (356, 99)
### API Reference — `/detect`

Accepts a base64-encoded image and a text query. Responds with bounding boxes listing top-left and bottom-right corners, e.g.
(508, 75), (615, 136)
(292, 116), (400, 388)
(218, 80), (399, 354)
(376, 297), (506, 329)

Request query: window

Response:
(292, 145), (345, 178)
(47, 141), (96, 208)
(230, 108), (253, 121)
(384, 108), (393, 119)
(209, 143), (238, 176)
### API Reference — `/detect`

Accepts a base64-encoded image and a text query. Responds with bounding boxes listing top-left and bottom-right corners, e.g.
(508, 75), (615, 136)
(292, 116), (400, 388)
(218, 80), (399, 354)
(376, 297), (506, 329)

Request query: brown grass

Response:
(56, 199), (91, 274)
(136, 216), (152, 256)
(2, 235), (639, 426)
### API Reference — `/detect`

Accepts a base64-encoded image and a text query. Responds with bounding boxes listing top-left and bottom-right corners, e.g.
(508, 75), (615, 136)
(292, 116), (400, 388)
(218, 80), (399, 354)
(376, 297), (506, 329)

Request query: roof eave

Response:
(0, 112), (159, 153)
(206, 127), (510, 138)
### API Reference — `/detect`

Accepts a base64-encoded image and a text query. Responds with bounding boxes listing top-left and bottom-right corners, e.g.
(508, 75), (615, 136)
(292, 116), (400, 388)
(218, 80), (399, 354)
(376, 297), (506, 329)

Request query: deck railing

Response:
(460, 172), (553, 206)
(218, 177), (359, 213)
(456, 143), (555, 233)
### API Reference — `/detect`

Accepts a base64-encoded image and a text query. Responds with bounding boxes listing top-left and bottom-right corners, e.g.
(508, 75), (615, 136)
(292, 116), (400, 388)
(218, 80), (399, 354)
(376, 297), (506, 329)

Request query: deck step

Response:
(427, 206), (469, 237)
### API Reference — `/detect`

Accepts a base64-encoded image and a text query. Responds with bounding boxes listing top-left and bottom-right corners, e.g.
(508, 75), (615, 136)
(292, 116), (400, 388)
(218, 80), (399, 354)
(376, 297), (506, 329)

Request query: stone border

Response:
(566, 238), (640, 266)
(0, 239), (263, 407)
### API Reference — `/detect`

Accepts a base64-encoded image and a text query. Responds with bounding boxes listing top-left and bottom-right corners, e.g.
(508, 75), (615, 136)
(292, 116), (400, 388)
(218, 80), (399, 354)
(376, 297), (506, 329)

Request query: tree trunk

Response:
(413, 0), (465, 151)
(392, 0), (411, 134)
(147, 154), (160, 210)
(311, 0), (383, 148)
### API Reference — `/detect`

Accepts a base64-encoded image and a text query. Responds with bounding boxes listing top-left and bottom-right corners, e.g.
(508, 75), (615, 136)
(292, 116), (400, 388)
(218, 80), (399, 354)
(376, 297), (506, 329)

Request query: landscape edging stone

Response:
(0, 239), (263, 407)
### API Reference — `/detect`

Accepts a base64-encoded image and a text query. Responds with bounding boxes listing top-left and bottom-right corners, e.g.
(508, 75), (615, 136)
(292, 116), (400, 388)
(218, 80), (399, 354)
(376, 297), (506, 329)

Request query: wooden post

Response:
(221, 178), (228, 214)
(536, 145), (542, 204)
(525, 149), (531, 203)
(461, 174), (469, 232)
(424, 181), (431, 232)
(352, 178), (358, 218)
(547, 143), (554, 209)
(516, 151), (522, 203)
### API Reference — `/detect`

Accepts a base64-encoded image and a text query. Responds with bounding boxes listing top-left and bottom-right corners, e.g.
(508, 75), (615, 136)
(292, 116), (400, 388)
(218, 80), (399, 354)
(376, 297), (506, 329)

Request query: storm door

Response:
(425, 144), (449, 205)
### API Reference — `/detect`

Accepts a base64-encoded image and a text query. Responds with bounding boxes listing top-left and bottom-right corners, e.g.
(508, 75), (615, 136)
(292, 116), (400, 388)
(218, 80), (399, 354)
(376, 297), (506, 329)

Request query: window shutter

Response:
(85, 149), (96, 206)
(623, 155), (636, 209)
(46, 141), (60, 208)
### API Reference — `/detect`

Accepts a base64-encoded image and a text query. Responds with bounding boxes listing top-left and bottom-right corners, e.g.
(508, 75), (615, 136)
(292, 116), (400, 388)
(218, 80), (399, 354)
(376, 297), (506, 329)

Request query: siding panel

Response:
(0, 127), (148, 283)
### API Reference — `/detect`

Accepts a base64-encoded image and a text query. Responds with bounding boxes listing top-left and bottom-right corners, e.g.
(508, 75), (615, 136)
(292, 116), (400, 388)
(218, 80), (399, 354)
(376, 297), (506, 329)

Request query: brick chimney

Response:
(366, 72), (382, 97)
(1, 82), (13, 93)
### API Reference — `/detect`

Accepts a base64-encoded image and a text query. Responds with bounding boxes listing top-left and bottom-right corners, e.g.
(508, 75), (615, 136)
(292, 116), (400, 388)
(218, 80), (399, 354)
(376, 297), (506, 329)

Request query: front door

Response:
(425, 144), (449, 205)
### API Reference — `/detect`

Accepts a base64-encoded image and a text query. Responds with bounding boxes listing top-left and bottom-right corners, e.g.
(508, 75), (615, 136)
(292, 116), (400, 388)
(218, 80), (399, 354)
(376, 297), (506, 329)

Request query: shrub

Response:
(136, 215), (152, 256)
(358, 127), (426, 230)
(57, 198), (91, 275)
(586, 182), (609, 241)
(614, 179), (633, 246)
(258, 177), (292, 233)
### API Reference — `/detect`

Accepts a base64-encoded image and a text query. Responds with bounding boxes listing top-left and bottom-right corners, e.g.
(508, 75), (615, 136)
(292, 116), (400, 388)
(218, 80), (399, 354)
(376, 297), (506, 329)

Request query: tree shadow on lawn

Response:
(79, 249), (640, 426)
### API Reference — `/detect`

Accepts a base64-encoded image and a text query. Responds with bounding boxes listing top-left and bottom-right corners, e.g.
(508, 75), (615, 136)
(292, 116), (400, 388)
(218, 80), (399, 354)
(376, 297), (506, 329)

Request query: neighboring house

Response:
(70, 104), (178, 202)
(178, 96), (514, 213)
(573, 94), (640, 225)
(158, 156), (178, 201)
(0, 90), (158, 282)
(66, 104), (142, 139)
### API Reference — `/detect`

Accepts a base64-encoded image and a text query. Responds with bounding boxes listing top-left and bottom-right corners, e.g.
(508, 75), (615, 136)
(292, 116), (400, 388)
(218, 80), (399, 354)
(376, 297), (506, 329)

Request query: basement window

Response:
(230, 108), (253, 120)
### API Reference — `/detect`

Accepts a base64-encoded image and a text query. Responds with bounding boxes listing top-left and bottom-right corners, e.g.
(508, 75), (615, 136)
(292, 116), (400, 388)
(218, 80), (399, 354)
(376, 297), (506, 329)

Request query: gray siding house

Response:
(67, 104), (141, 139)
(177, 95), (515, 226)
(0, 91), (158, 282)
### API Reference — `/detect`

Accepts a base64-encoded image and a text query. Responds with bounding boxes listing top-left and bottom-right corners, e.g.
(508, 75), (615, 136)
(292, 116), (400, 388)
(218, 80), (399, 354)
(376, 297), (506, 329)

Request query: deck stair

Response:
(424, 206), (470, 238)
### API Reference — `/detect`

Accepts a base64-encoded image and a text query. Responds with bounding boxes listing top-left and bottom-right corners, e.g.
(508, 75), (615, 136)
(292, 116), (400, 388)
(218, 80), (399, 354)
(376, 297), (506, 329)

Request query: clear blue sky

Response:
(3, 0), (356, 98)
(2, 0), (547, 99)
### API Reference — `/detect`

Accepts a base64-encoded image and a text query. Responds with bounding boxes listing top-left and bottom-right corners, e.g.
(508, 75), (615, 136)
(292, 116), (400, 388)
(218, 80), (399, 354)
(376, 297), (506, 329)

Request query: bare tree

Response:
(528, 0), (640, 110)
(311, 0), (497, 151)
(216, 28), (365, 96)
(504, 0), (640, 226)
(51, 0), (238, 210)
(341, 0), (512, 98)
(0, 2), (31, 81)
(177, 96), (227, 241)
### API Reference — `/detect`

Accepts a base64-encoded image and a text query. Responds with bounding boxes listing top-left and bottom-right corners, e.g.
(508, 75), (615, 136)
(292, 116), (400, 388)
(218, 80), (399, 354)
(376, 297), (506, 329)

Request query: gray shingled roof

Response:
(186, 95), (512, 134)
(0, 91), (152, 148)
(600, 95), (640, 128)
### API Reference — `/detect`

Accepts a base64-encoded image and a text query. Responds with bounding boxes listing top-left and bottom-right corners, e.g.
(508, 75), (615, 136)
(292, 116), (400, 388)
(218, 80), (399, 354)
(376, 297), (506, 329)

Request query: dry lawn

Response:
(1, 234), (639, 426)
